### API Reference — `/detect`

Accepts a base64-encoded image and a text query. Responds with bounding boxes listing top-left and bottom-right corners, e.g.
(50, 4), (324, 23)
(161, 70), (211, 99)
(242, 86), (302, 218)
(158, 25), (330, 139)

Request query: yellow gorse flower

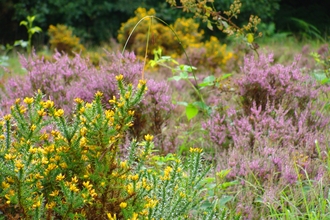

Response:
(15, 160), (24, 170)
(4, 153), (15, 160)
(69, 183), (79, 192)
(23, 97), (34, 104)
(95, 91), (103, 97)
(56, 173), (65, 181)
(83, 181), (93, 190)
(130, 174), (139, 181)
(107, 213), (117, 220)
(115, 74), (124, 81)
(119, 202), (127, 209)
(49, 190), (59, 197)
(74, 97), (84, 104)
(46, 201), (56, 210)
(144, 134), (154, 142)
(54, 109), (64, 117)
(41, 100), (54, 109)
(37, 109), (46, 117)
(6, 177), (14, 183)
(189, 147), (203, 153)
(2, 181), (10, 189)
(130, 213), (139, 220)
(71, 176), (78, 183)
(30, 124), (37, 131)
(3, 114), (12, 121)
(120, 160), (128, 169)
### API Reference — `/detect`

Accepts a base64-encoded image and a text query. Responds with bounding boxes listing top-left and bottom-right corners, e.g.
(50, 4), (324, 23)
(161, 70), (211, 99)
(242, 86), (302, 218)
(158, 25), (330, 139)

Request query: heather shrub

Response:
(1, 51), (96, 113)
(0, 51), (173, 152)
(237, 53), (321, 115)
(203, 52), (330, 218)
(48, 24), (85, 55)
(0, 82), (214, 218)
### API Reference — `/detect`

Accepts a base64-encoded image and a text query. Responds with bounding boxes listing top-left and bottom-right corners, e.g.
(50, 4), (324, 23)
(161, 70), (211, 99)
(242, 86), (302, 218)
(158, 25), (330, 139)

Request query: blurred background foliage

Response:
(0, 0), (329, 46)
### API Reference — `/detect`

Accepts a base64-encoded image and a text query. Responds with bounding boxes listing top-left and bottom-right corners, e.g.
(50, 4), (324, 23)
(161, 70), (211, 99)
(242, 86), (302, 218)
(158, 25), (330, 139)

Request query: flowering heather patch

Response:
(0, 51), (173, 146)
(204, 52), (330, 218)
(238, 53), (321, 115)
(1, 51), (97, 113)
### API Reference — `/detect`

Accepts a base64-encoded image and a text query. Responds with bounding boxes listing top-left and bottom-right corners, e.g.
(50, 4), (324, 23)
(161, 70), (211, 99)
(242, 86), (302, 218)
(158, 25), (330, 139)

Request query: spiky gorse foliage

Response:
(204, 52), (330, 218)
(0, 78), (212, 219)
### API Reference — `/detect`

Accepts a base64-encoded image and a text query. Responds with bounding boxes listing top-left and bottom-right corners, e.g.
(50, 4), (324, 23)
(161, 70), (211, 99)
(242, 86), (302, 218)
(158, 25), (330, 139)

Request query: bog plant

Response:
(0, 77), (215, 219)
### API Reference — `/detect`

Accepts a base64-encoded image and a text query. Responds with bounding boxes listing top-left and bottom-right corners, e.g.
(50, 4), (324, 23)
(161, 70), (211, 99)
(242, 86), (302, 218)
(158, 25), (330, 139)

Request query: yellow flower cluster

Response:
(144, 134), (154, 142)
(160, 166), (173, 181)
(189, 147), (203, 153)
(48, 24), (85, 55)
(23, 97), (34, 105)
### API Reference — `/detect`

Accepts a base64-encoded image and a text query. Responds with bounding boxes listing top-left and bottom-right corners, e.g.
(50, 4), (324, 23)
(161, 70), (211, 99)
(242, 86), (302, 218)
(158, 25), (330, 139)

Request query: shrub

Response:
(0, 51), (174, 151)
(0, 86), (213, 219)
(48, 24), (85, 55)
(180, 36), (235, 72)
(237, 53), (321, 115)
(203, 52), (330, 218)
(117, 8), (204, 58)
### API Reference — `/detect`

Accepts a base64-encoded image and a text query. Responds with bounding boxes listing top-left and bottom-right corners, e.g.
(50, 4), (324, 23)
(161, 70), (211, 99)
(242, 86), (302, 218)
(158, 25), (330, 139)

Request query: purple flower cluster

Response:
(238, 53), (320, 114)
(204, 52), (330, 218)
(0, 51), (173, 144)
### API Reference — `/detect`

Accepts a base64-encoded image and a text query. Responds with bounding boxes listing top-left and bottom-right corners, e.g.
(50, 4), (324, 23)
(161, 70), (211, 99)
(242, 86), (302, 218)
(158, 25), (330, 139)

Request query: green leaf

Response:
(221, 21), (229, 28)
(176, 101), (188, 106)
(220, 73), (232, 80)
(219, 180), (239, 189)
(198, 75), (215, 87)
(186, 103), (198, 120)
(20, 21), (28, 27)
(219, 195), (233, 207)
(207, 21), (213, 31)
(149, 60), (157, 68)
(168, 75), (182, 81)
(14, 40), (28, 48)
(179, 64), (196, 72)
(217, 169), (231, 179)
(30, 27), (42, 34)
(27, 16), (36, 23)
(193, 101), (209, 112)
(201, 177), (216, 184)
(246, 33), (254, 43)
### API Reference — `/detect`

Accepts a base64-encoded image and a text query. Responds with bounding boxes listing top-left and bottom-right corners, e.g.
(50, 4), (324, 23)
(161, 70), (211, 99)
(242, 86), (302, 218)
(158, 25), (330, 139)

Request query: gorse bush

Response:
(48, 24), (85, 55)
(0, 79), (213, 219)
(180, 36), (235, 72)
(117, 7), (235, 71)
(0, 51), (173, 148)
(117, 8), (203, 58)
